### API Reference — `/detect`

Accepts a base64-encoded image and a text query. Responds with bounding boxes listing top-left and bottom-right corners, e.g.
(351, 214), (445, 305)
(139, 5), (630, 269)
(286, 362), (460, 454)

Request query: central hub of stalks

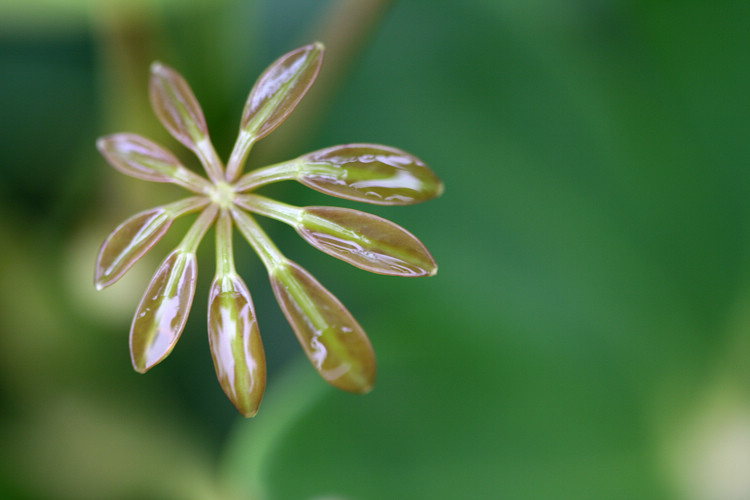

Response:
(211, 181), (235, 209)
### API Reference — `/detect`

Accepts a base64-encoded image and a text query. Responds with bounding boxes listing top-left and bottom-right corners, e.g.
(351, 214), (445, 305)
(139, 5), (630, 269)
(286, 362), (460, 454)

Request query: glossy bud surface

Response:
(97, 134), (186, 183)
(240, 42), (324, 141)
(130, 251), (197, 373)
(299, 144), (444, 205)
(271, 261), (375, 393)
(95, 208), (172, 290)
(208, 274), (266, 417)
(150, 62), (209, 150)
(298, 206), (437, 276)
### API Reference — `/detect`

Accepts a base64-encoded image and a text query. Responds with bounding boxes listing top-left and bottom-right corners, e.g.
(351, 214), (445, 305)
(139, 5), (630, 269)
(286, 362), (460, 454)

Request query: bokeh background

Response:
(2, 0), (750, 499)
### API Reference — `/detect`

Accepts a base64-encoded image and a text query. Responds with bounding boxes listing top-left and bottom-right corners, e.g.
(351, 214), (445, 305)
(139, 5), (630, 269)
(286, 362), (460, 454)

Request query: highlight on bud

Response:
(130, 250), (197, 373)
(96, 134), (211, 193)
(149, 62), (209, 151)
(226, 42), (325, 182)
(208, 273), (266, 417)
(97, 133), (185, 183)
(270, 260), (375, 393)
(297, 206), (437, 276)
(297, 144), (444, 205)
(95, 208), (173, 290)
(240, 42), (324, 142)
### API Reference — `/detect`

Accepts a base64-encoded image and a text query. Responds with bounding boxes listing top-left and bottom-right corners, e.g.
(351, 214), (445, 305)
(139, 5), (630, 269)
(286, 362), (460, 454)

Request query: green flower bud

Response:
(96, 208), (173, 290)
(271, 260), (375, 393)
(298, 144), (444, 205)
(298, 206), (437, 277)
(150, 61), (223, 182)
(226, 42), (324, 181)
(208, 273), (266, 417)
(149, 61), (209, 151)
(130, 250), (197, 373)
(97, 133), (212, 193)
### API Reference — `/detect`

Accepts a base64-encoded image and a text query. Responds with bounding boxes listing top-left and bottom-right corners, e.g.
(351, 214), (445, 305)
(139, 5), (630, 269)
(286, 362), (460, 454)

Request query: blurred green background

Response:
(2, 0), (750, 499)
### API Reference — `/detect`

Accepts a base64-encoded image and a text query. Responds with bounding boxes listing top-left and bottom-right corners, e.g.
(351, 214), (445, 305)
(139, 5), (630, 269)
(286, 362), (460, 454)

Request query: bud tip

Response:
(150, 61), (167, 76)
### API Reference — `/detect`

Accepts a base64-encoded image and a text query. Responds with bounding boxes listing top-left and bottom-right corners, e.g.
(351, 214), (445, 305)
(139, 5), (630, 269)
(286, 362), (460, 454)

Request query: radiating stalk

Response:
(232, 159), (299, 193)
(214, 210), (235, 276)
(225, 130), (256, 185)
(234, 194), (301, 225)
(178, 204), (218, 254)
(194, 137), (226, 186)
(167, 196), (212, 217)
(230, 208), (285, 271)
(208, 210), (266, 416)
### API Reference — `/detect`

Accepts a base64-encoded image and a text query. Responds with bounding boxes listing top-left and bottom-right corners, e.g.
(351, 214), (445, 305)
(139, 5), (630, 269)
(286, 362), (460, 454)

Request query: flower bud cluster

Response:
(95, 43), (442, 416)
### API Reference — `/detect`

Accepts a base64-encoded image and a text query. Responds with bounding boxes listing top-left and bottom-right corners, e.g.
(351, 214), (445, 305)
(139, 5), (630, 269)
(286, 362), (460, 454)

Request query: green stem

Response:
(232, 159), (300, 193)
(234, 194), (302, 226)
(225, 130), (257, 183)
(178, 204), (218, 254)
(236, 195), (362, 244)
(194, 137), (226, 185)
(214, 209), (236, 276)
(230, 208), (285, 272)
(165, 196), (211, 218)
(170, 166), (214, 195)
